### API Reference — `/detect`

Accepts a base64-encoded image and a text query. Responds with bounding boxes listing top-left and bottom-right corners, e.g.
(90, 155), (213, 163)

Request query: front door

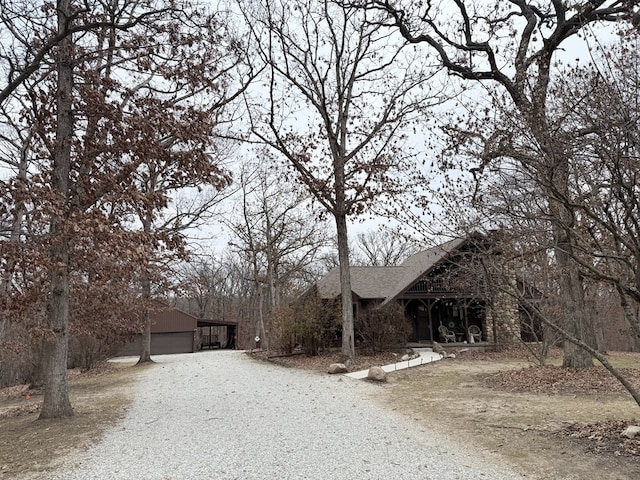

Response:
(416, 304), (431, 341)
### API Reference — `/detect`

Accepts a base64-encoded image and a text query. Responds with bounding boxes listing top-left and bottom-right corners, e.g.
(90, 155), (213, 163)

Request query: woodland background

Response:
(2, 0), (640, 417)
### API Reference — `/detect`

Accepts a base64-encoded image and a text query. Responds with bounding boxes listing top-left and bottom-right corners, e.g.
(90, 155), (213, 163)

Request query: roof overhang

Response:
(197, 319), (238, 327)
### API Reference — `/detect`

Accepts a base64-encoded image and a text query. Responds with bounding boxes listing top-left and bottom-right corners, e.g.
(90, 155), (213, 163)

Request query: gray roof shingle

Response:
(316, 266), (406, 300)
(316, 236), (468, 303)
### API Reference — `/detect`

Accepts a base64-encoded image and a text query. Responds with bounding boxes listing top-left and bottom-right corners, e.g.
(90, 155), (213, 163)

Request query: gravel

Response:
(47, 350), (528, 480)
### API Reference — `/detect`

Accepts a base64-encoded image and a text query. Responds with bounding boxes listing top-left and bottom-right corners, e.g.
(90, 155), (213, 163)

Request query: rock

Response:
(447, 353), (456, 359)
(621, 425), (640, 439)
(432, 342), (447, 357)
(367, 366), (387, 382)
(328, 363), (347, 374)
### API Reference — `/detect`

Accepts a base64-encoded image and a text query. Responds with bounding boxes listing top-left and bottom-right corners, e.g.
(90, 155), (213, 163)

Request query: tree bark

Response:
(0, 135), (29, 342)
(138, 213), (153, 364)
(39, 0), (74, 419)
(556, 245), (594, 368)
(256, 283), (269, 353)
(137, 270), (153, 364)
(539, 124), (594, 368)
(336, 212), (355, 365)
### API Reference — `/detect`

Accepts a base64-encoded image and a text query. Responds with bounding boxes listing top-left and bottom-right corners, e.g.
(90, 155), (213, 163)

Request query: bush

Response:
(270, 290), (340, 356)
(270, 305), (297, 354)
(356, 302), (409, 352)
(68, 333), (128, 371)
(0, 323), (40, 388)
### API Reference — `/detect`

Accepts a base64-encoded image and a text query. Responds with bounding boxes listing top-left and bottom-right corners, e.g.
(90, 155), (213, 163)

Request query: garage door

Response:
(117, 332), (194, 356)
(151, 332), (194, 354)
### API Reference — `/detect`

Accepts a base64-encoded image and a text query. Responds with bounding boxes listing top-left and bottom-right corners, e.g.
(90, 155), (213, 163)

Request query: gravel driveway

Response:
(49, 350), (527, 480)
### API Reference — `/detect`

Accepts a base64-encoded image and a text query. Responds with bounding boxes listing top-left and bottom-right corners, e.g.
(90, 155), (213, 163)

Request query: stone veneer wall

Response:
(484, 276), (521, 347)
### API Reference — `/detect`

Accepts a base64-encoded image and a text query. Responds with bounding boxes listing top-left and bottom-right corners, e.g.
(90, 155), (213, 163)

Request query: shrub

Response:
(0, 323), (40, 388)
(356, 302), (409, 352)
(270, 290), (341, 356)
(68, 333), (129, 371)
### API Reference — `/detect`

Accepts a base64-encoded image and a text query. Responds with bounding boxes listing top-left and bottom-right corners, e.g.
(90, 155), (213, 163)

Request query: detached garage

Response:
(118, 301), (197, 356)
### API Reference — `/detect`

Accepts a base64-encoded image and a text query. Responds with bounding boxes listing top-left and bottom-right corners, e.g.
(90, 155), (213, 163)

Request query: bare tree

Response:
(227, 156), (333, 351)
(241, 0), (445, 364)
(370, 0), (637, 368)
(353, 229), (417, 266)
(553, 34), (640, 344)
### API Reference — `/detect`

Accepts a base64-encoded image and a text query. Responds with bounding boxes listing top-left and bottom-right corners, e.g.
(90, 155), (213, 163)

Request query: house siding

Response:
(117, 302), (198, 356)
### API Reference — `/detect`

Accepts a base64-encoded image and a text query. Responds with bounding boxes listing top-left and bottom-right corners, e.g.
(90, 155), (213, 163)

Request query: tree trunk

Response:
(138, 212), (153, 364)
(40, 0), (74, 419)
(137, 270), (153, 364)
(522, 297), (640, 409)
(548, 169), (594, 369)
(0, 139), (28, 343)
(336, 212), (355, 365)
(255, 283), (269, 352)
(529, 94), (595, 368)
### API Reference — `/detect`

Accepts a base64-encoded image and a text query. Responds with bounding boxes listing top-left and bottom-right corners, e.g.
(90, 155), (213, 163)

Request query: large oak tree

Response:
(0, 0), (250, 417)
(370, 0), (637, 368)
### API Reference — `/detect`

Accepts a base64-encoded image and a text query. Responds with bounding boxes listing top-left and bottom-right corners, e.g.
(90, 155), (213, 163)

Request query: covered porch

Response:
(401, 297), (487, 344)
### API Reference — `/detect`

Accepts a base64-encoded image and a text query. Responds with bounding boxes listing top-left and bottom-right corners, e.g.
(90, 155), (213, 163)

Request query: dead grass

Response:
(5, 349), (640, 479)
(254, 349), (398, 372)
(270, 347), (640, 479)
(0, 361), (146, 479)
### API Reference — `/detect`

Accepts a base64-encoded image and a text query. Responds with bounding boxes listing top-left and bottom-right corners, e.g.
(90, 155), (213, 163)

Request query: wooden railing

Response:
(406, 277), (485, 296)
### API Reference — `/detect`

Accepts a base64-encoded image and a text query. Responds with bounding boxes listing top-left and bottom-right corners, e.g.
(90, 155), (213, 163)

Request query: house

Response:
(316, 233), (520, 345)
(118, 301), (237, 356)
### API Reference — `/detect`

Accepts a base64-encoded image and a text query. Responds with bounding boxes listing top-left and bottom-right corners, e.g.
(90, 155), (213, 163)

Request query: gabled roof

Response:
(315, 235), (479, 304)
(317, 266), (406, 300)
(381, 236), (467, 306)
(149, 299), (198, 333)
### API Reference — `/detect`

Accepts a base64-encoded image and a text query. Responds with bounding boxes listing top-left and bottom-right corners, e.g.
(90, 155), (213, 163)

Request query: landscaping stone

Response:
(327, 363), (347, 374)
(367, 366), (387, 382)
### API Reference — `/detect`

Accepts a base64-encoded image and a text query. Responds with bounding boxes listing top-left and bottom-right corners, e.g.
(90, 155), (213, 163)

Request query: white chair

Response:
(468, 325), (482, 343)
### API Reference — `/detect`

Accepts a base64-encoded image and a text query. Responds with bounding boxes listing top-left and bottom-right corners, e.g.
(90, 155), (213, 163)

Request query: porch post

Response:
(463, 301), (469, 342)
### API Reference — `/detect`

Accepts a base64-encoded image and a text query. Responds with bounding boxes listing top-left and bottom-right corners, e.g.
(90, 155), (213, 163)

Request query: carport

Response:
(198, 319), (237, 350)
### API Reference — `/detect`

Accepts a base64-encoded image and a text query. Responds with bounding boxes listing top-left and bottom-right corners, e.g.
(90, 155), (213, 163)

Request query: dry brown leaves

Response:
(482, 360), (640, 457)
(251, 350), (398, 372)
(485, 365), (640, 394)
(0, 401), (41, 420)
(0, 383), (30, 400)
(558, 420), (640, 457)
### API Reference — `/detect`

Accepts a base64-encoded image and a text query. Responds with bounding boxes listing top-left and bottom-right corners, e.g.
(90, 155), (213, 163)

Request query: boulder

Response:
(621, 425), (640, 439)
(400, 353), (419, 361)
(432, 342), (447, 358)
(328, 363), (348, 374)
(400, 349), (420, 361)
(367, 366), (387, 382)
